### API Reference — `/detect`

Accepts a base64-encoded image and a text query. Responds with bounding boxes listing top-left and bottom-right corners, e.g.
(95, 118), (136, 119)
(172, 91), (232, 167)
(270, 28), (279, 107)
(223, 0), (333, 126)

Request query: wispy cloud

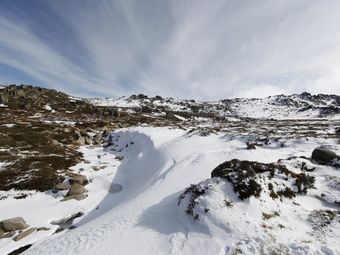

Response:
(0, 0), (340, 99)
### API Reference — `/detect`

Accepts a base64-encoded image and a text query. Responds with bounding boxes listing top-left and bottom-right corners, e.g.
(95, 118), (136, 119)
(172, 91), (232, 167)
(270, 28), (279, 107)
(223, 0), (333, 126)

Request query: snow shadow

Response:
(76, 130), (167, 226)
(137, 192), (210, 235)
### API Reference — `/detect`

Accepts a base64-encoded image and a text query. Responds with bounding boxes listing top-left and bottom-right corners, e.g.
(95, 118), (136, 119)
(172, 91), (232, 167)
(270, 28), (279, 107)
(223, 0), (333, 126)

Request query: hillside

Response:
(0, 85), (339, 255)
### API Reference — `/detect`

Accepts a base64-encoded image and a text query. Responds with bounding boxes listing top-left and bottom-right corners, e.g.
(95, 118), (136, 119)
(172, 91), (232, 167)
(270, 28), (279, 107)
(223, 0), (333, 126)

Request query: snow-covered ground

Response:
(0, 145), (121, 254)
(2, 126), (335, 255)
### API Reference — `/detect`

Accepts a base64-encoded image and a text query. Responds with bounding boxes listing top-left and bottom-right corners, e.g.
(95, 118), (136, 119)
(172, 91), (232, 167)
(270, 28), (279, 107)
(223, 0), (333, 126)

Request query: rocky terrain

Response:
(0, 84), (339, 255)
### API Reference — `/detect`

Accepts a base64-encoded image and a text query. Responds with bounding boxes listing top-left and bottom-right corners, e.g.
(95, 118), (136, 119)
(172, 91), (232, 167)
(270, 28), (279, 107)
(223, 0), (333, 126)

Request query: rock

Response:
(312, 147), (339, 163)
(77, 136), (86, 145)
(85, 137), (92, 145)
(54, 182), (71, 191)
(0, 217), (28, 232)
(91, 166), (100, 171)
(37, 227), (50, 231)
(51, 139), (62, 146)
(13, 228), (37, 241)
(0, 231), (16, 239)
(246, 142), (256, 150)
(66, 184), (85, 196)
(51, 212), (84, 233)
(69, 175), (88, 185)
(115, 155), (124, 161)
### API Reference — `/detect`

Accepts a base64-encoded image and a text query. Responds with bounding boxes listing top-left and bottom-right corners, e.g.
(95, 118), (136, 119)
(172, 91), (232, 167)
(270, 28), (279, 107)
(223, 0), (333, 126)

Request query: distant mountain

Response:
(1, 84), (340, 119)
(89, 92), (340, 120)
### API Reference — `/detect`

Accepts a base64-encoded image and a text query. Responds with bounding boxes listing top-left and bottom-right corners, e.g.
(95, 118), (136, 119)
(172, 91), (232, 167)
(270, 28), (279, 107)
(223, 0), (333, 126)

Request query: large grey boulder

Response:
(312, 147), (339, 163)
(0, 217), (28, 232)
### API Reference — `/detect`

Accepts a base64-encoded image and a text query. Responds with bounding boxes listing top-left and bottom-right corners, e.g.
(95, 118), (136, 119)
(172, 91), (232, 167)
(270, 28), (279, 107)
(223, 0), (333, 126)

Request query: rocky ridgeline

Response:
(224, 92), (340, 119)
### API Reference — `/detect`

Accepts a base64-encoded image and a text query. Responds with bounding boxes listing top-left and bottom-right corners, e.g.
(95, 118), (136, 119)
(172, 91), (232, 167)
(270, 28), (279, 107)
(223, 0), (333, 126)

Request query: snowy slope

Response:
(24, 127), (340, 255)
(227, 93), (340, 119)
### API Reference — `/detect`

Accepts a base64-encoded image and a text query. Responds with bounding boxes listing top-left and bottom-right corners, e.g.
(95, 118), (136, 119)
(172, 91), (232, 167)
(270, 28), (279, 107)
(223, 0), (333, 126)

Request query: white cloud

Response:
(1, 0), (340, 99)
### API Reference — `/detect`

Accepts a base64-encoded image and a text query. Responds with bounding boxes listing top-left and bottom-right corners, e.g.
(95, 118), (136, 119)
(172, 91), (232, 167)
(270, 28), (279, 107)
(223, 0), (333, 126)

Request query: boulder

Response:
(0, 217), (28, 232)
(66, 184), (85, 196)
(13, 228), (37, 241)
(54, 182), (71, 191)
(312, 147), (339, 163)
(69, 175), (88, 185)
(77, 136), (86, 145)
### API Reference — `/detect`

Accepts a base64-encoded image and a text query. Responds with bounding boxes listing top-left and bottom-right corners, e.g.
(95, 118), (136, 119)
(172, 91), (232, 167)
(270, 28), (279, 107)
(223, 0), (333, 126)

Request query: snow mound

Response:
(178, 158), (340, 254)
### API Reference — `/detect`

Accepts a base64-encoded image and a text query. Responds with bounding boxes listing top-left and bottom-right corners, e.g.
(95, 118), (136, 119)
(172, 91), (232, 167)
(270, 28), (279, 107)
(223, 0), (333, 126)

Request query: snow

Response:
(9, 126), (337, 255)
(0, 145), (121, 255)
(88, 97), (141, 108)
(1, 124), (15, 128)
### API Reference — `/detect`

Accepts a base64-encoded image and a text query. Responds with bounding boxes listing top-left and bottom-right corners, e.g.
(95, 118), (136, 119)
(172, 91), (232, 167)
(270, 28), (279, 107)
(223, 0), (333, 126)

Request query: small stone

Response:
(115, 155), (124, 161)
(77, 136), (86, 145)
(13, 228), (37, 241)
(37, 227), (50, 232)
(91, 166), (100, 171)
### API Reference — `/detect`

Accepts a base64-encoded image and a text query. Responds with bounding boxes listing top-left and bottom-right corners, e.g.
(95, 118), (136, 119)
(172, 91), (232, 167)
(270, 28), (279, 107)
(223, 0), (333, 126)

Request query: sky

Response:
(0, 0), (340, 99)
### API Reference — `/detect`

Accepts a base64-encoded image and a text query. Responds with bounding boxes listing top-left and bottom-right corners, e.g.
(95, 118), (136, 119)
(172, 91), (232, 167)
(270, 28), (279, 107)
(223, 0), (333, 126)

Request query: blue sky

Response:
(1, 0), (340, 99)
